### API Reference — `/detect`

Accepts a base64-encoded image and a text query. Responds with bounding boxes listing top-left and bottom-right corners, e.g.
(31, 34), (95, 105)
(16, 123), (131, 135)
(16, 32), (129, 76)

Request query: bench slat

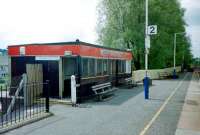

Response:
(92, 85), (111, 90)
(92, 83), (111, 89)
(94, 88), (117, 95)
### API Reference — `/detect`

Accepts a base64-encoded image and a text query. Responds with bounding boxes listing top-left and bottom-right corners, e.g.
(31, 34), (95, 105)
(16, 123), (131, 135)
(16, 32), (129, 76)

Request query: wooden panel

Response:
(26, 64), (43, 105)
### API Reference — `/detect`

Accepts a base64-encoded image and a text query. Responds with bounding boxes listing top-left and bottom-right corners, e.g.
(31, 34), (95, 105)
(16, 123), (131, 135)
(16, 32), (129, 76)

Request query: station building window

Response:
(118, 60), (122, 73)
(126, 60), (132, 73)
(103, 59), (108, 75)
(88, 58), (95, 77)
(82, 58), (89, 77)
(122, 60), (126, 73)
(63, 57), (77, 79)
(97, 59), (103, 76)
(108, 60), (112, 75)
(112, 60), (116, 74)
(117, 60), (126, 73)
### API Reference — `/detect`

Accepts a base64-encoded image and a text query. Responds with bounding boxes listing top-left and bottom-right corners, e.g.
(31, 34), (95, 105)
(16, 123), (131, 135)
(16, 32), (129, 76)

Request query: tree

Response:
(97, 0), (193, 70)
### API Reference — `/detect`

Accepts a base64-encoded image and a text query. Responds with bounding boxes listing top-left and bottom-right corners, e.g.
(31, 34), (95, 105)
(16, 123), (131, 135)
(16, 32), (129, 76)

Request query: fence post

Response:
(45, 80), (49, 113)
(0, 86), (3, 127)
(23, 74), (27, 108)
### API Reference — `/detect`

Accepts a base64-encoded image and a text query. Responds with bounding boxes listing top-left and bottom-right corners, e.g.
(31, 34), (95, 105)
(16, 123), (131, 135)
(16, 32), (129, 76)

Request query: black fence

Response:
(0, 80), (49, 128)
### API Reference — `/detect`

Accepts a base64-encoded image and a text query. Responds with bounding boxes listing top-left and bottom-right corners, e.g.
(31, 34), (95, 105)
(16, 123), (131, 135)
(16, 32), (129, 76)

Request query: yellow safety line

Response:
(139, 73), (189, 135)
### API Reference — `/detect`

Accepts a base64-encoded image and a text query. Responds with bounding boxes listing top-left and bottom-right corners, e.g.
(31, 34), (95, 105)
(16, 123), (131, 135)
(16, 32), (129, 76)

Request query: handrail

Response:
(6, 74), (26, 115)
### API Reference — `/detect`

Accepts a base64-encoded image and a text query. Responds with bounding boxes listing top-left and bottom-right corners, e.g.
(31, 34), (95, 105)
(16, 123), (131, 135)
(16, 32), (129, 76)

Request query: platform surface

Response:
(4, 73), (194, 135)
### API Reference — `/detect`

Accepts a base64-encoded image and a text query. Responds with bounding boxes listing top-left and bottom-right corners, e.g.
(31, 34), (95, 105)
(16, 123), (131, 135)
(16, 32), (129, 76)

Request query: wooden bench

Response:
(91, 82), (117, 101)
(124, 77), (137, 87)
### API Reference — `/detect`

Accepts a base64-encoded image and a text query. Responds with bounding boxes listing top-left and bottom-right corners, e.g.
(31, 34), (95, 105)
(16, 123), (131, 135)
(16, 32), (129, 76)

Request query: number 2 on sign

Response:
(148, 25), (157, 35)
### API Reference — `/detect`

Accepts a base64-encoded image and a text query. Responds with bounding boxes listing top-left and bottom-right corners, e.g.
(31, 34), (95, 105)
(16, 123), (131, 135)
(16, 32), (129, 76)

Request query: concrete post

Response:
(71, 75), (77, 106)
(173, 34), (177, 79)
(59, 57), (63, 98)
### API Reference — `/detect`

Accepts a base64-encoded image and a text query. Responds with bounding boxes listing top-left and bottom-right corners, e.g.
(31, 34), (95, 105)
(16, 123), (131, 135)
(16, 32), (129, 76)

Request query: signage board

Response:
(35, 56), (60, 61)
(148, 25), (157, 35)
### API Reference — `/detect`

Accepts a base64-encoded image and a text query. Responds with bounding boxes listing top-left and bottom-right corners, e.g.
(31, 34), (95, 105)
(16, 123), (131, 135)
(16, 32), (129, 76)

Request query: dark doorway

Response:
(63, 57), (78, 98)
(42, 61), (59, 98)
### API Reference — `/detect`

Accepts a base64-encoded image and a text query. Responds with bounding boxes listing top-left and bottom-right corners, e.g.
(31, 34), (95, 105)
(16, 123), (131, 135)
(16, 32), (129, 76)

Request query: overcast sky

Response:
(0, 0), (99, 48)
(181, 0), (200, 57)
(0, 0), (199, 57)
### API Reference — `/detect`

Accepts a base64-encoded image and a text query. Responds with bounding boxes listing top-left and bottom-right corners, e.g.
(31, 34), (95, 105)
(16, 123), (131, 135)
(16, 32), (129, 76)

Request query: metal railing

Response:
(0, 80), (49, 128)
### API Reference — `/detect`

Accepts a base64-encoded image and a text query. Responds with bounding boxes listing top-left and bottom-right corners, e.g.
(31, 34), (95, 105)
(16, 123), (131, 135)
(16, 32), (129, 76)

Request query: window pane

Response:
(63, 58), (77, 77)
(118, 60), (122, 73)
(112, 60), (116, 74)
(126, 60), (132, 73)
(103, 59), (108, 75)
(122, 60), (125, 73)
(108, 60), (112, 75)
(82, 58), (88, 77)
(97, 59), (103, 76)
(88, 59), (95, 77)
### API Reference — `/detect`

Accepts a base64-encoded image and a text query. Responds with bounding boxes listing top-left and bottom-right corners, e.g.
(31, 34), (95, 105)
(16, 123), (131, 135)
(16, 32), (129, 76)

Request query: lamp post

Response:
(144, 0), (150, 99)
(173, 32), (186, 79)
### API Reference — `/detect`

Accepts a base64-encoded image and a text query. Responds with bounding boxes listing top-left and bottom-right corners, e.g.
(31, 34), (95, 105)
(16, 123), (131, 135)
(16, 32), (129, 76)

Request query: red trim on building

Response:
(8, 44), (133, 60)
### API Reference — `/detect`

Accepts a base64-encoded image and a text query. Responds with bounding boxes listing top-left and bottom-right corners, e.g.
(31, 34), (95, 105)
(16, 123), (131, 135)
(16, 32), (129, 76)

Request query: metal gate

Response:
(0, 64), (50, 131)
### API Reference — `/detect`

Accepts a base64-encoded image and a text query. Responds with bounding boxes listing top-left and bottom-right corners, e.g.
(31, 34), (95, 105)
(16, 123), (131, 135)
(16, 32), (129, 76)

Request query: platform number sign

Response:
(148, 25), (157, 35)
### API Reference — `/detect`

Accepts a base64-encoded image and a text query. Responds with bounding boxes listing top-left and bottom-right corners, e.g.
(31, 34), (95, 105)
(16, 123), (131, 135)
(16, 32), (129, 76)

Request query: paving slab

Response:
(176, 129), (200, 135)
(144, 73), (192, 135)
(175, 73), (200, 135)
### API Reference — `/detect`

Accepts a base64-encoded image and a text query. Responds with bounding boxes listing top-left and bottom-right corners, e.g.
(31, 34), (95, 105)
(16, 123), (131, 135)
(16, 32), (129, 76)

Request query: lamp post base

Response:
(144, 77), (149, 99)
(173, 69), (178, 79)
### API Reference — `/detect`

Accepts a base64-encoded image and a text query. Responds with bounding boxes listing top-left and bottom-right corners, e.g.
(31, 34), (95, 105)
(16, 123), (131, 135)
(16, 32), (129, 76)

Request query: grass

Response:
(0, 83), (5, 89)
(0, 75), (8, 89)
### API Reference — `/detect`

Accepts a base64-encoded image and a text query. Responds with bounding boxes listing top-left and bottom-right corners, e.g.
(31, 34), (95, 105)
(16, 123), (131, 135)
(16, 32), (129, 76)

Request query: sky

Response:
(0, 0), (99, 48)
(0, 0), (199, 57)
(181, 0), (200, 58)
